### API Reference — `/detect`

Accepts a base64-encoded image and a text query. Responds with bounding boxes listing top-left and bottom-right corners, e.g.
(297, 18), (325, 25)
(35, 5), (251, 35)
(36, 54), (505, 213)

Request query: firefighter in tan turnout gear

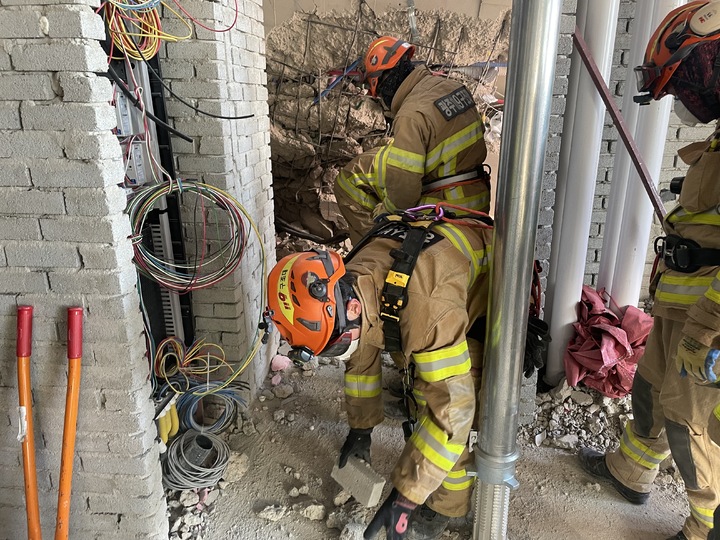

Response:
(578, 3), (720, 539)
(334, 36), (490, 245)
(265, 208), (546, 540)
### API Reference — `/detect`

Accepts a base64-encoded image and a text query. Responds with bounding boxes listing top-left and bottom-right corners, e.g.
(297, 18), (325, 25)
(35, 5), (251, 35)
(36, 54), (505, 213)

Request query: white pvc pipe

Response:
(610, 0), (684, 307)
(544, 0), (621, 386)
(544, 1), (587, 320)
(596, 0), (654, 294)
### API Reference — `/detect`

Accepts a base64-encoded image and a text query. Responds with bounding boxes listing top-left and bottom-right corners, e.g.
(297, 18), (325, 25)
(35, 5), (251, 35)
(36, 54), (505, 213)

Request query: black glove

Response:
(524, 316), (551, 378)
(364, 488), (417, 540)
(339, 427), (372, 468)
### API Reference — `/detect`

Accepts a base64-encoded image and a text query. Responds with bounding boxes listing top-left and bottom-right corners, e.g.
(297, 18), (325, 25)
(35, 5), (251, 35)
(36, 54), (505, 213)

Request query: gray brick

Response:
(64, 186), (126, 216)
(194, 315), (242, 332)
(0, 131), (63, 158)
(9, 41), (107, 72)
(165, 40), (225, 61)
(5, 241), (79, 268)
(40, 215), (129, 243)
(0, 188), (65, 215)
(0, 268), (48, 293)
(177, 155), (233, 173)
(171, 80), (227, 99)
(31, 158), (124, 188)
(0, 159), (30, 187)
(173, 117), (231, 137)
(0, 9), (42, 38)
(0, 102), (20, 130)
(21, 102), (116, 131)
(159, 60), (195, 79)
(58, 72), (112, 103)
(78, 242), (133, 269)
(63, 131), (121, 160)
(199, 136), (233, 155)
(47, 267), (136, 295)
(44, 6), (105, 39)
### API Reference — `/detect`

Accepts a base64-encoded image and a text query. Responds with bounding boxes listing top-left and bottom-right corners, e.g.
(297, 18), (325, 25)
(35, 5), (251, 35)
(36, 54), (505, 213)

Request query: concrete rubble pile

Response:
(267, 2), (511, 248)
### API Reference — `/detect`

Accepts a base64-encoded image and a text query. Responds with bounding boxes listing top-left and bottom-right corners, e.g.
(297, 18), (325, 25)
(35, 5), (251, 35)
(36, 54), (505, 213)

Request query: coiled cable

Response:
(162, 430), (230, 490)
(175, 382), (246, 434)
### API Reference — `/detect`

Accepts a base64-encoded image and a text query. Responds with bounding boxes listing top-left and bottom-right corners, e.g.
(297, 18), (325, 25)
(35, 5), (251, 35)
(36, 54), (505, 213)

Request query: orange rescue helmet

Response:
(635, 1), (720, 102)
(364, 36), (415, 97)
(267, 250), (351, 363)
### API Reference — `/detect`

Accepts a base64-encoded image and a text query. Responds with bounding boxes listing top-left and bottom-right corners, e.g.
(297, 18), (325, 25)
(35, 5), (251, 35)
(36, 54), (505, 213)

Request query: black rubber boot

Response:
(665, 532), (687, 540)
(578, 448), (650, 505)
(406, 504), (451, 540)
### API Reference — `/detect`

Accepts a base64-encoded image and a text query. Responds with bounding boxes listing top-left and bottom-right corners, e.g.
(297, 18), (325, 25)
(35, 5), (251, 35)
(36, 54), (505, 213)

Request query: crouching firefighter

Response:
(265, 205), (549, 540)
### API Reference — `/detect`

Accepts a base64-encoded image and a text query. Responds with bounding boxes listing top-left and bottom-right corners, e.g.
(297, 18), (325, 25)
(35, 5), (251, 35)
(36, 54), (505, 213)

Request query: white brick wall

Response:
(0, 1), (167, 538)
(160, 0), (277, 401)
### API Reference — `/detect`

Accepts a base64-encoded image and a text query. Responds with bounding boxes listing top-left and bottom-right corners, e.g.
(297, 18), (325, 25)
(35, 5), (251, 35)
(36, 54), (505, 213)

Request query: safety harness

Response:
(344, 206), (493, 437)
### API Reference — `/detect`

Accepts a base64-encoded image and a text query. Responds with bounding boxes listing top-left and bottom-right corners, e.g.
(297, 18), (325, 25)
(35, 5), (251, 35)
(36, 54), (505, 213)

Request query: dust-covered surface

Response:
(266, 3), (509, 244)
(172, 357), (690, 540)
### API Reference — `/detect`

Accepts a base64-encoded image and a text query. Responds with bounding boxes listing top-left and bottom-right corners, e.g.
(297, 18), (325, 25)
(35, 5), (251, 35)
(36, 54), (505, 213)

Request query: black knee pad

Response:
(665, 418), (699, 491)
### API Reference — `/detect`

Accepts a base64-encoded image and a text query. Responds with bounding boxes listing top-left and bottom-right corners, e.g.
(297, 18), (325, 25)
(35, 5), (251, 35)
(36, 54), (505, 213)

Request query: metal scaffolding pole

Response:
(473, 1), (561, 539)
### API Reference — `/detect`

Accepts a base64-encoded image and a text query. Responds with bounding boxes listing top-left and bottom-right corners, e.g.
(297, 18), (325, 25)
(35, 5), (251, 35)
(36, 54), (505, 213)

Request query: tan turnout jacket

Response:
(343, 219), (492, 505)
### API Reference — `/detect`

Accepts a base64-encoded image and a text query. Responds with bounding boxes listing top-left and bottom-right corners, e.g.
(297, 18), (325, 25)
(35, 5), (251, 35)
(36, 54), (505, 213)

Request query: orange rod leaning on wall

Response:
(55, 307), (83, 540)
(17, 305), (42, 540)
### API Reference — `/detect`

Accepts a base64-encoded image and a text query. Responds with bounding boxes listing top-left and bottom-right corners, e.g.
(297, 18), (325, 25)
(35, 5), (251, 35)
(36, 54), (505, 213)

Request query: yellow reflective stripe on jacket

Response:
(421, 186), (490, 212)
(441, 469), (474, 491)
(425, 121), (484, 173)
(409, 414), (466, 472)
(714, 403), (720, 422)
(655, 274), (716, 305)
(375, 144), (394, 211)
(344, 373), (382, 398)
(618, 425), (669, 469)
(434, 223), (491, 287)
(690, 502), (715, 528)
(667, 206), (720, 226)
(387, 146), (425, 174)
(705, 271), (720, 304)
(414, 388), (427, 408)
(412, 341), (471, 383)
(336, 169), (377, 210)
(439, 156), (458, 177)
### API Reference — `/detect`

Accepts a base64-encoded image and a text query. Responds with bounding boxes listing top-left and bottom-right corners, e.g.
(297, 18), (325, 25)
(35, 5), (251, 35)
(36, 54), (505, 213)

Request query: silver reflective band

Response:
(422, 170), (480, 193)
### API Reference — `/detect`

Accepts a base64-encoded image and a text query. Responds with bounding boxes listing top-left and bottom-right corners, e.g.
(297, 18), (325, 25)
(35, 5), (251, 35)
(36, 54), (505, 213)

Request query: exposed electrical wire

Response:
(176, 382), (247, 433)
(125, 34), (255, 121)
(161, 430), (230, 490)
(126, 179), (248, 292)
(104, 65), (193, 142)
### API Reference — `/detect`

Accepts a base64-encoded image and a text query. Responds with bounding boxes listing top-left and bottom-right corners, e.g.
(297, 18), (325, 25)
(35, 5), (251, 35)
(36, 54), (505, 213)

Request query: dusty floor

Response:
(200, 359), (690, 540)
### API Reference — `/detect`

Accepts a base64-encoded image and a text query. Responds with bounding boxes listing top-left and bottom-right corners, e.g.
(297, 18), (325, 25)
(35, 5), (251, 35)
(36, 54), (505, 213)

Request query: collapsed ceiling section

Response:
(266, 1), (511, 255)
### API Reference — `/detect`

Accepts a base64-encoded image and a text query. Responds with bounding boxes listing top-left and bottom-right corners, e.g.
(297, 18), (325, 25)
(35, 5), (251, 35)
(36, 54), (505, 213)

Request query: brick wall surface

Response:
(160, 0), (277, 402)
(0, 1), (168, 539)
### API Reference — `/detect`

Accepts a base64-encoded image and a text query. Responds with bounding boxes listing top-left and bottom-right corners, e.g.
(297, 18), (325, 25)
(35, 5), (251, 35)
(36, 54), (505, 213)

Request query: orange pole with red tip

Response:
(54, 307), (83, 540)
(17, 305), (42, 540)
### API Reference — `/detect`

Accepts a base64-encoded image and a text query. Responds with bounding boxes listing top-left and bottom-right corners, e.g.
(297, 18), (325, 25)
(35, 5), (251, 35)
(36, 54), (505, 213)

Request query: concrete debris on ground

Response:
(267, 5), (510, 244)
(171, 362), (686, 539)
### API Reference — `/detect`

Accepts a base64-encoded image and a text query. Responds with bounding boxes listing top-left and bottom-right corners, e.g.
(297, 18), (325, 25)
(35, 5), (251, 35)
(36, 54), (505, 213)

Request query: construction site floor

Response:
(198, 361), (688, 540)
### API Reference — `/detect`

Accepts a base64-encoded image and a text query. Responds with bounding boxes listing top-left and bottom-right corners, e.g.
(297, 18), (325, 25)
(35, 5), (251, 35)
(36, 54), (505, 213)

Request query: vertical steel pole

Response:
(473, 1), (561, 539)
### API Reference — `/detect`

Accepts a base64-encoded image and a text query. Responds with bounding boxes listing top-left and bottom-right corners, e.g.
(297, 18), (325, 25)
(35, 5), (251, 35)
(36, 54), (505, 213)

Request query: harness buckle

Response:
(655, 235), (701, 273)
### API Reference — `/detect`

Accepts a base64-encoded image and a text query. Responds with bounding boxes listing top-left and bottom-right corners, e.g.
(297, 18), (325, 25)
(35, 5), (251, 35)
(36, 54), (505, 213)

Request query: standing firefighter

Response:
(266, 208), (540, 540)
(334, 36), (490, 245)
(578, 3), (720, 540)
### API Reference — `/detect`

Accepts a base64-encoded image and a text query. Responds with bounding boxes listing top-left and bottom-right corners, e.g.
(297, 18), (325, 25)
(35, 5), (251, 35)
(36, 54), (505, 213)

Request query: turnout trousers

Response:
(605, 316), (720, 540)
